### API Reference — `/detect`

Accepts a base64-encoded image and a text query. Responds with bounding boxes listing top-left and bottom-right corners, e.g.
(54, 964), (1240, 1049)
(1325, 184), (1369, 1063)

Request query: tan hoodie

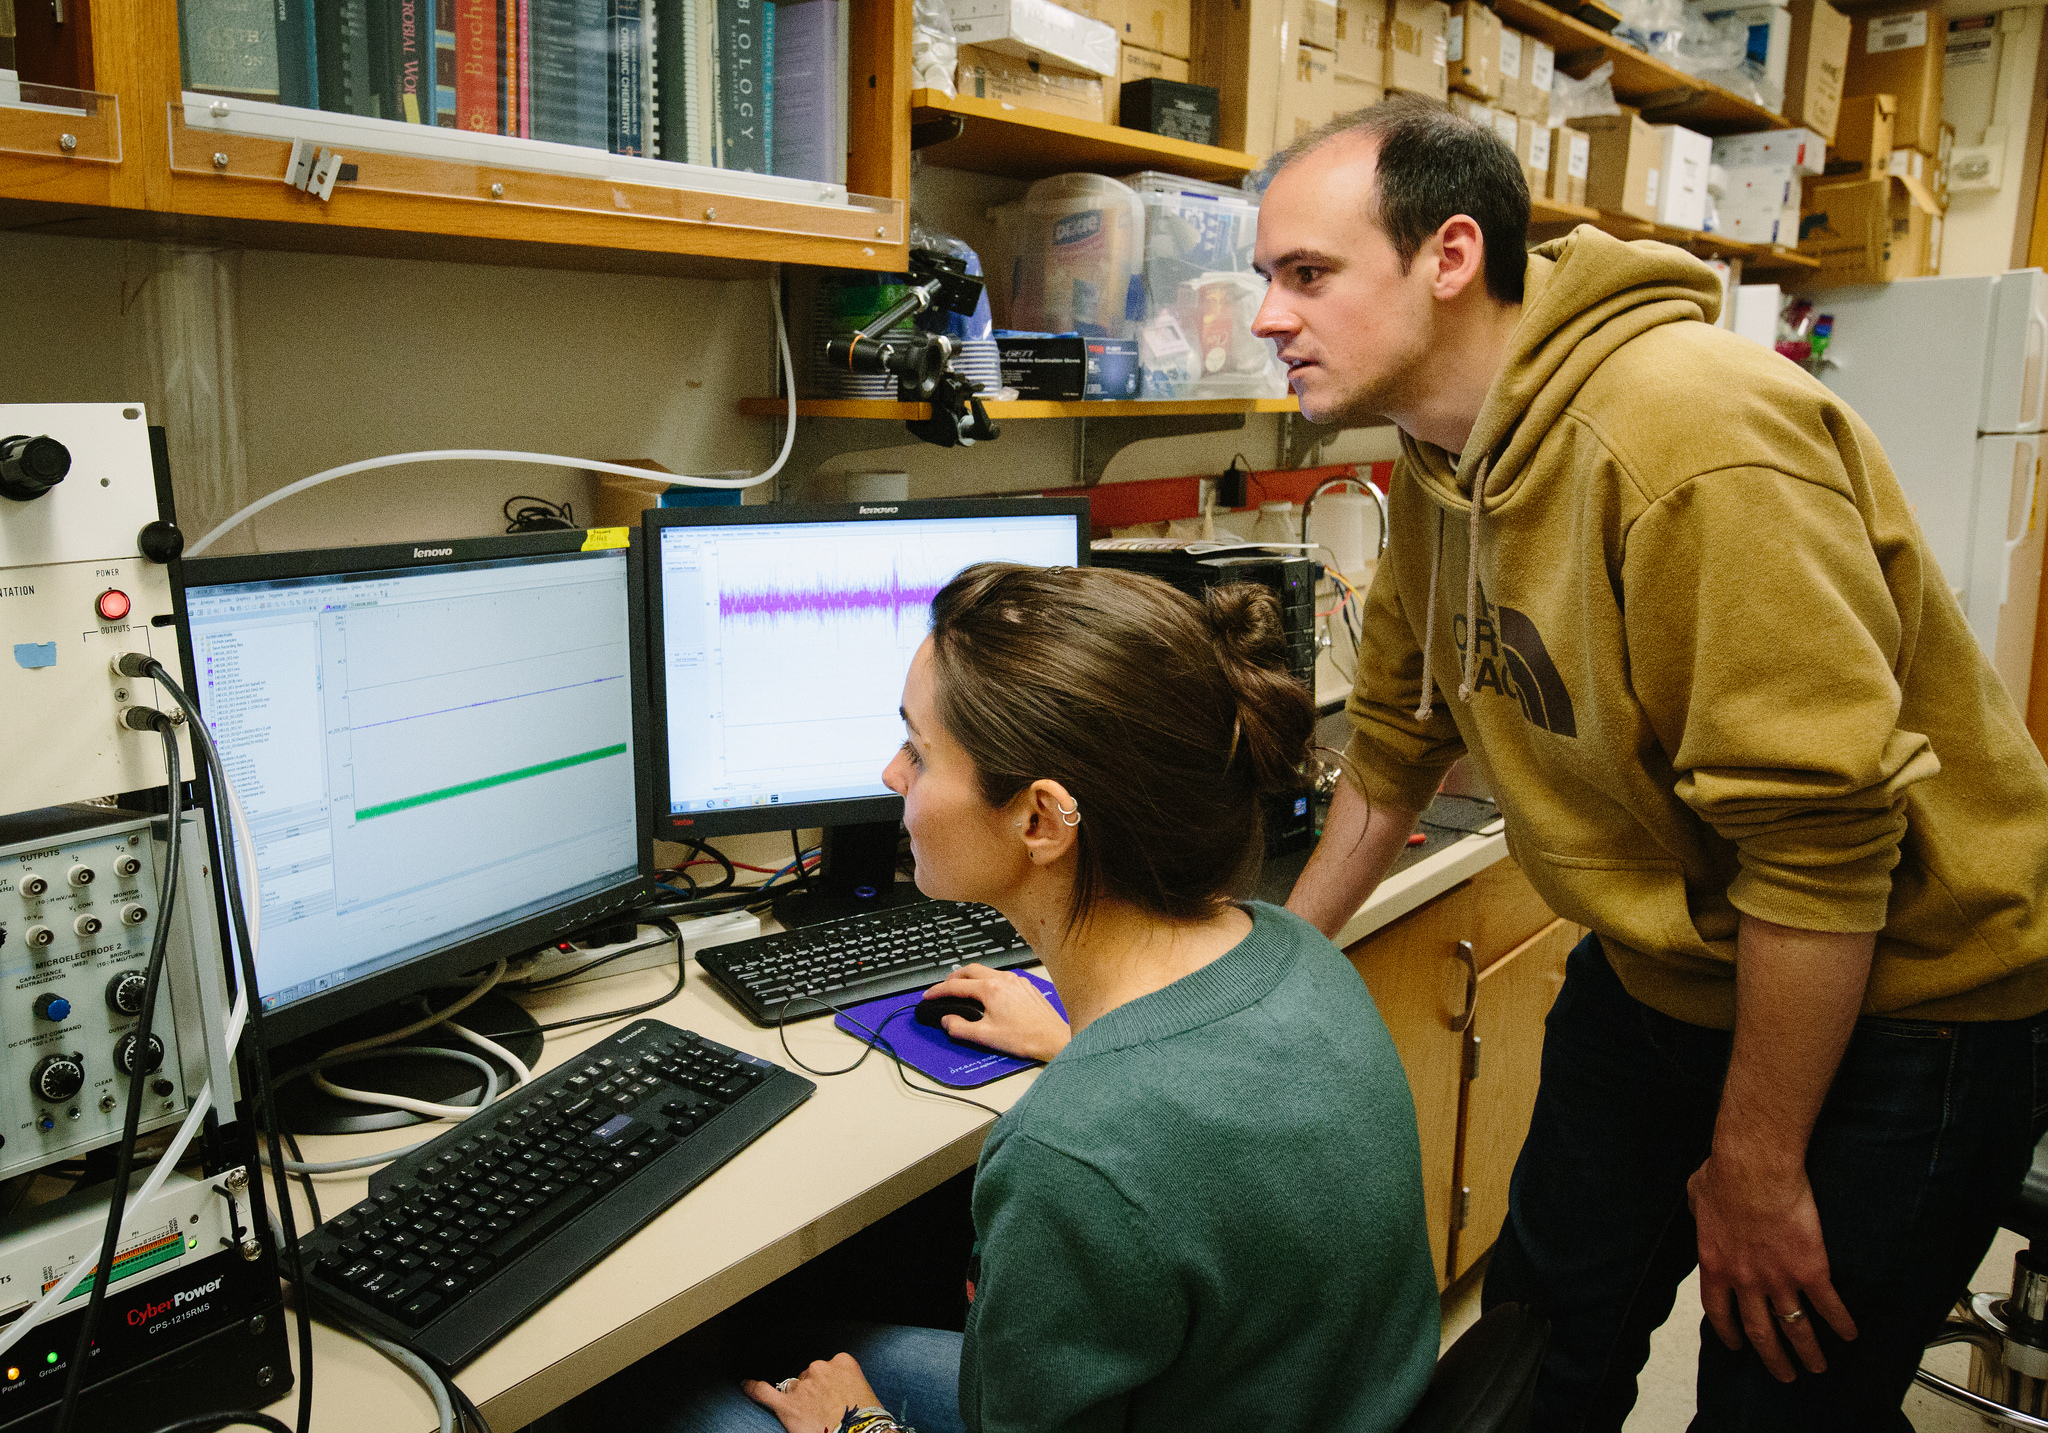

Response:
(1343, 225), (2048, 1029)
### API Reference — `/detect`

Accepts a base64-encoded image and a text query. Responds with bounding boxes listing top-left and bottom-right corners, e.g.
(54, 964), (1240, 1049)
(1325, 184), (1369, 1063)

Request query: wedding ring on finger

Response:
(1775, 1307), (1808, 1325)
(776, 1377), (799, 1393)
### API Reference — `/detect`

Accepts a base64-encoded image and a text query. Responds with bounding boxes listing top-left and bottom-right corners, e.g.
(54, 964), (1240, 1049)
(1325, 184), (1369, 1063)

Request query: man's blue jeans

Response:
(1482, 932), (2048, 1431)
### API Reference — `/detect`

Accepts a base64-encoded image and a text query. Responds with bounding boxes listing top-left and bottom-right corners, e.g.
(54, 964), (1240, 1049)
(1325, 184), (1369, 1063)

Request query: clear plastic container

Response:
(1125, 171), (1284, 399)
(989, 173), (1147, 340)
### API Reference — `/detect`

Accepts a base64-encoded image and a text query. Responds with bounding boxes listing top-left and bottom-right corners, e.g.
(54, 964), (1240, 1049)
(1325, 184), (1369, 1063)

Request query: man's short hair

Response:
(1255, 94), (1530, 304)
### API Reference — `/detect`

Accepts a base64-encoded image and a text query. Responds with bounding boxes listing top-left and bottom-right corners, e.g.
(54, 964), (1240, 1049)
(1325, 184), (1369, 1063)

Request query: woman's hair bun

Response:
(1202, 583), (1316, 793)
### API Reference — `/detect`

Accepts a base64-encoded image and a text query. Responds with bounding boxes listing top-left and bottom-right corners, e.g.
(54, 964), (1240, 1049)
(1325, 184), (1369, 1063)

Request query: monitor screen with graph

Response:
(645, 499), (1088, 843)
(175, 530), (653, 1046)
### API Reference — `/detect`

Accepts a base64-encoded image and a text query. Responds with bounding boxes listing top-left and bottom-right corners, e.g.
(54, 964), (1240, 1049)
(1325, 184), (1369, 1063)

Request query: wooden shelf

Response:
(1530, 198), (1820, 270)
(0, 0), (916, 277)
(738, 396), (1299, 420)
(910, 90), (1260, 184)
(1493, 0), (1790, 136)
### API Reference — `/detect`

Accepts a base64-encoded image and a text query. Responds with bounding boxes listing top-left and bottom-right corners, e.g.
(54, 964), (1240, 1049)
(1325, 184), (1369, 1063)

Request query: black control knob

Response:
(137, 520), (184, 564)
(107, 971), (148, 1015)
(0, 435), (70, 501)
(115, 1033), (165, 1076)
(31, 1053), (84, 1102)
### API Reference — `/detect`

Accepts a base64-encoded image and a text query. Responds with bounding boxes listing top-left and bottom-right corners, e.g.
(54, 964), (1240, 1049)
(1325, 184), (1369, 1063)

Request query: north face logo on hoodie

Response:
(1454, 586), (1577, 738)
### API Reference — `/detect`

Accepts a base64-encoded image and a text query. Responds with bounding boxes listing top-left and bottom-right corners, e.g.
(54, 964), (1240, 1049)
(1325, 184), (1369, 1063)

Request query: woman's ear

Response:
(1015, 779), (1082, 867)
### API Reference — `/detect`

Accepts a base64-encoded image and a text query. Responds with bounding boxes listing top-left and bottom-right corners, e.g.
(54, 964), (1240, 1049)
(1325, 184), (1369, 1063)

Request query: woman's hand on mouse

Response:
(924, 965), (1071, 1063)
(742, 1351), (886, 1433)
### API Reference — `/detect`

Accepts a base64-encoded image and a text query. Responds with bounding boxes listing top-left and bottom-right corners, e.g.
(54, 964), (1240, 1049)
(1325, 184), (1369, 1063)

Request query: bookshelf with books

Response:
(0, 0), (909, 276)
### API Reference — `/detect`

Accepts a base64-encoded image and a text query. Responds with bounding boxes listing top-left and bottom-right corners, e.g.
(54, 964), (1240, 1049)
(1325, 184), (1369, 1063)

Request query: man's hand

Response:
(920, 964), (1070, 1063)
(1693, 914), (1875, 1380)
(743, 1352), (885, 1433)
(1688, 1150), (1856, 1379)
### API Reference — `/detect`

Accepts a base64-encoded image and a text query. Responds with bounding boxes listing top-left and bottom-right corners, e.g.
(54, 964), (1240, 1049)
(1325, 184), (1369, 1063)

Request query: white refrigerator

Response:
(1815, 269), (2048, 706)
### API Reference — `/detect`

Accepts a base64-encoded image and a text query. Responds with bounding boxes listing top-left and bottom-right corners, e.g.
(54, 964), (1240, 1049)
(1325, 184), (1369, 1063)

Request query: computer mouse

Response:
(914, 994), (986, 1029)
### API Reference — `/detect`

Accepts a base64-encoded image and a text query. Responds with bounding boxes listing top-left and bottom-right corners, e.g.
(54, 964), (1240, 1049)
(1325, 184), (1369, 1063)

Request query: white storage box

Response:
(1654, 124), (1714, 231)
(1712, 127), (1826, 176)
(1126, 172), (1285, 399)
(947, 0), (1120, 78)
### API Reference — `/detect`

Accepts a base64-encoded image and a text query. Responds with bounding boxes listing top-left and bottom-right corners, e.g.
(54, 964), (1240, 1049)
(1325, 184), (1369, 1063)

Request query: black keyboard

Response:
(298, 1019), (814, 1368)
(699, 900), (1036, 1025)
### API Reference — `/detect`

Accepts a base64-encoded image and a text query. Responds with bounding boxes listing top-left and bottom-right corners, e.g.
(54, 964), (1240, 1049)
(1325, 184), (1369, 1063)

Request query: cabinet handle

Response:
(1449, 939), (1478, 1033)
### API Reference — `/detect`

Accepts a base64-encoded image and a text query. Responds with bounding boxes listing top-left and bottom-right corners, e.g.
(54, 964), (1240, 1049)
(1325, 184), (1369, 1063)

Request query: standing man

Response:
(1261, 95), (2048, 1429)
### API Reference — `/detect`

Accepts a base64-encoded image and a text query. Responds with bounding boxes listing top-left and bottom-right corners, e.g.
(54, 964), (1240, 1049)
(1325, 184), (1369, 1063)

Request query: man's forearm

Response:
(1286, 778), (1423, 938)
(1716, 914), (1877, 1174)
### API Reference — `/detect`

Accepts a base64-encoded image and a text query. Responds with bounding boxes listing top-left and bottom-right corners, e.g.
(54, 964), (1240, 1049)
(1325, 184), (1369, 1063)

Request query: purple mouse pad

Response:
(834, 971), (1066, 1089)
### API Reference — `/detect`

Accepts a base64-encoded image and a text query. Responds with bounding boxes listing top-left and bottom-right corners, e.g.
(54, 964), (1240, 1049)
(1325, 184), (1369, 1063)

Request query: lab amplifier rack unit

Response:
(0, 807), (233, 1184)
(0, 1165), (292, 1432)
(0, 403), (193, 819)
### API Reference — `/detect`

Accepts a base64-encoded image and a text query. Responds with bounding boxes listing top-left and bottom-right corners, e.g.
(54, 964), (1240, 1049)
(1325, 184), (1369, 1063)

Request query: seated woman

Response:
(669, 561), (1437, 1433)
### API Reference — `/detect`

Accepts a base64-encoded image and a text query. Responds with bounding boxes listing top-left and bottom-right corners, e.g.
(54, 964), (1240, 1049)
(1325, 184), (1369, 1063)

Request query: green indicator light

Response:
(45, 1352), (57, 1365)
(187, 1236), (198, 1250)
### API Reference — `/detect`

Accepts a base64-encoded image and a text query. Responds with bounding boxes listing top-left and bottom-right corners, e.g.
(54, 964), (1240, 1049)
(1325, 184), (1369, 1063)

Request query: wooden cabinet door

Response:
(1348, 892), (1475, 1290)
(1449, 918), (1579, 1282)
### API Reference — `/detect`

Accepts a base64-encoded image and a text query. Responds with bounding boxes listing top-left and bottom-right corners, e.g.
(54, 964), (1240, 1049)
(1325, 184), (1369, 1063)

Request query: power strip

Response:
(510, 912), (762, 991)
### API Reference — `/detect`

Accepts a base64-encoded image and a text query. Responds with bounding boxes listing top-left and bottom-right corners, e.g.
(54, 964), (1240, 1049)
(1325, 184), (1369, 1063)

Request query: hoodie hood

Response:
(1406, 226), (1725, 508)
(1403, 227), (1723, 717)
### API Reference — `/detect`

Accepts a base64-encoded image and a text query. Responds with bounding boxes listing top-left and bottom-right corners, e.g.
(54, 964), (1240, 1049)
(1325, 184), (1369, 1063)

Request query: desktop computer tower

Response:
(1087, 545), (1317, 854)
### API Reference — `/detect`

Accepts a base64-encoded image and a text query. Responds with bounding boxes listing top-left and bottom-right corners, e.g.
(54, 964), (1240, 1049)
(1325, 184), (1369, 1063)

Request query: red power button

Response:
(96, 589), (131, 622)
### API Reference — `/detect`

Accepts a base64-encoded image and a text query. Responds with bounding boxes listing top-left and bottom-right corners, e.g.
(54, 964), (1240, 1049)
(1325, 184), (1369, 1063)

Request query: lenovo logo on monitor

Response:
(856, 506), (898, 515)
(413, 546), (455, 558)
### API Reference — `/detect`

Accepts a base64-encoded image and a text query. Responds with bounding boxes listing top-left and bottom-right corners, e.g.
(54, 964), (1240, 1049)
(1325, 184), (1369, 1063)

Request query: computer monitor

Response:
(175, 530), (652, 1130)
(645, 497), (1088, 924)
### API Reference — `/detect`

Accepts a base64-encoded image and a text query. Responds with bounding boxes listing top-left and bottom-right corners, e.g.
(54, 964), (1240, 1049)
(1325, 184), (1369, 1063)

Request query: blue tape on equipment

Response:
(13, 643), (55, 669)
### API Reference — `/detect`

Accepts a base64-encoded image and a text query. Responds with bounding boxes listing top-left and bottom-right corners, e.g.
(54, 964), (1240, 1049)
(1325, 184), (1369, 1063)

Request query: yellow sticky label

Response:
(403, 94), (421, 124)
(581, 527), (630, 551)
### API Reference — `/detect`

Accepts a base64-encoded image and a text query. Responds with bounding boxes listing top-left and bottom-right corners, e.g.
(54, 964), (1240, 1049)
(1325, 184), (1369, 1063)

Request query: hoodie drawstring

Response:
(1414, 507), (1444, 722)
(1413, 454), (1490, 721)
(1457, 454), (1491, 703)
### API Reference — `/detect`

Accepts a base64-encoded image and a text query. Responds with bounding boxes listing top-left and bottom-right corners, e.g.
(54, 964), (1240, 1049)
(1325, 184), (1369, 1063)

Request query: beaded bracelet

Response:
(837, 1406), (912, 1433)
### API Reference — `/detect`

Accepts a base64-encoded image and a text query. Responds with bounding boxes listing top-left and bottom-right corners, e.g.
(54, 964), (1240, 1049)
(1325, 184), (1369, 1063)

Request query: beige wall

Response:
(1941, 0), (2048, 275)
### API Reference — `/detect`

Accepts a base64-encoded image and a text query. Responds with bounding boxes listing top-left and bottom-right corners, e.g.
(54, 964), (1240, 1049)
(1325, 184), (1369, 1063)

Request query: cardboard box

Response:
(951, 0), (1122, 77)
(1334, 66), (1384, 115)
(1784, 0), (1850, 142)
(1497, 27), (1527, 111)
(1275, 41), (1340, 145)
(1335, 0), (1387, 74)
(1827, 92), (1894, 178)
(1447, 91), (1492, 125)
(957, 44), (1109, 122)
(1124, 0), (1194, 57)
(1519, 116), (1551, 196)
(1886, 146), (1925, 183)
(997, 335), (1141, 398)
(1287, 0), (1341, 49)
(1797, 172), (1942, 287)
(1383, 0), (1449, 99)
(1491, 107), (1519, 153)
(1571, 108), (1660, 221)
(1653, 124), (1713, 231)
(1549, 125), (1590, 206)
(1527, 38), (1554, 119)
(1713, 128), (1825, 175)
(1844, 5), (1942, 153)
(1448, 0), (1502, 99)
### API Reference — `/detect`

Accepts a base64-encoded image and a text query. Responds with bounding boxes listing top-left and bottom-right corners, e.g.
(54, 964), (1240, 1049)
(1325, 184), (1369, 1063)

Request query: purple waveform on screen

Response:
(720, 566), (944, 623)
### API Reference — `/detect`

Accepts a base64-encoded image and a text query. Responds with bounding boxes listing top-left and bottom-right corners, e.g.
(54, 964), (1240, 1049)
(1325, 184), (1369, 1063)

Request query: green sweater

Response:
(956, 902), (1439, 1433)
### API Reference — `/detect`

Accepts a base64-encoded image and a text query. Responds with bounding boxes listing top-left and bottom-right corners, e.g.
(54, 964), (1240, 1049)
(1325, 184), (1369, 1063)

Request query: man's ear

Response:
(1430, 214), (1488, 302)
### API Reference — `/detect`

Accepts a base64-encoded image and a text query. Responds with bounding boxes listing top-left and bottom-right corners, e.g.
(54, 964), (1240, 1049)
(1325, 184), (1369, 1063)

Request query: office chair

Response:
(1398, 1302), (1549, 1433)
(1914, 1132), (2048, 1427)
